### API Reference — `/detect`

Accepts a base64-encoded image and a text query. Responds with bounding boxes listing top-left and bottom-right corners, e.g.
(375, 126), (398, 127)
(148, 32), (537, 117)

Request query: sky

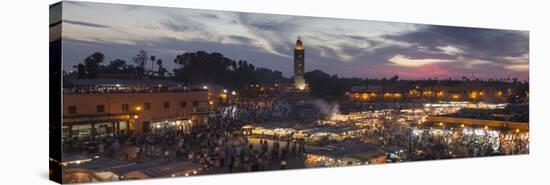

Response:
(61, 1), (529, 80)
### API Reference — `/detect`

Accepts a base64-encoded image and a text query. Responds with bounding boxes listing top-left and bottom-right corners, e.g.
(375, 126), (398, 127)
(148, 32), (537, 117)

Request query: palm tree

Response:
(132, 50), (147, 79)
(150, 55), (156, 76)
(156, 59), (164, 78)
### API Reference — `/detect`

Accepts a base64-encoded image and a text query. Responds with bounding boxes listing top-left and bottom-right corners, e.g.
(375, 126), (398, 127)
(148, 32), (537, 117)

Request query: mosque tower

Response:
(294, 36), (306, 90)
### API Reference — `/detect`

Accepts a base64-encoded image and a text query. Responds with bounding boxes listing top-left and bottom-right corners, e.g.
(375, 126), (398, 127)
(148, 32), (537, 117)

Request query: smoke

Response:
(312, 99), (345, 120)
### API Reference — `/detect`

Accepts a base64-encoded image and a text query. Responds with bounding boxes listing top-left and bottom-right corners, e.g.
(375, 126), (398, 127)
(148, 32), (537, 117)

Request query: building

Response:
(348, 82), (527, 103)
(195, 84), (238, 107)
(293, 37), (307, 90)
(62, 79), (211, 141)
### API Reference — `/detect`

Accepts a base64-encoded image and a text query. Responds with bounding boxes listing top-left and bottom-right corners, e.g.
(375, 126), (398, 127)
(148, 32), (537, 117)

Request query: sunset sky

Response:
(61, 1), (529, 80)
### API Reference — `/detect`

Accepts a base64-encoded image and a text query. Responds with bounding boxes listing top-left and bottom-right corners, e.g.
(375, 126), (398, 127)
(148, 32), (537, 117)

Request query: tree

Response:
(156, 59), (167, 78)
(172, 51), (287, 89)
(304, 70), (352, 97)
(75, 52), (104, 78)
(173, 51), (234, 85)
(76, 63), (86, 78)
(107, 59), (127, 72)
(390, 75), (399, 82)
(132, 50), (148, 79)
(150, 55), (156, 75)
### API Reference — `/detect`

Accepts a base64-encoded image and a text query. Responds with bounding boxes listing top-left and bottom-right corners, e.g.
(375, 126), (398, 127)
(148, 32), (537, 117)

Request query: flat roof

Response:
(64, 79), (183, 86)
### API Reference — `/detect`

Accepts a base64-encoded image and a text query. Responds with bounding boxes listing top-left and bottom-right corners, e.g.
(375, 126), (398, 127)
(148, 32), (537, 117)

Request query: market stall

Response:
(110, 160), (204, 179)
(305, 142), (386, 167)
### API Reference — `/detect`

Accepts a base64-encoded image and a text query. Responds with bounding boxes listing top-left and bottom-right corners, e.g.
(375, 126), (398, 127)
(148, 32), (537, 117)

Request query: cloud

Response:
(388, 54), (454, 67)
(436, 45), (466, 55)
(461, 58), (492, 68)
(227, 35), (255, 45)
(502, 54), (529, 64)
(60, 1), (529, 80)
(63, 20), (110, 28)
(505, 64), (529, 72)
(159, 19), (193, 32)
(394, 63), (451, 78)
(384, 25), (529, 63)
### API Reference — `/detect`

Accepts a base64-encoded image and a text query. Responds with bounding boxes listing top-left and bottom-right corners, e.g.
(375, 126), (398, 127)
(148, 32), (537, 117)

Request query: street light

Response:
(135, 106), (142, 111)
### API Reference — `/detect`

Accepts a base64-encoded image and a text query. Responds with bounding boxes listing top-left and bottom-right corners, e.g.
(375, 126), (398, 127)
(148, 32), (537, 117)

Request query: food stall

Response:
(110, 160), (204, 179)
(62, 168), (106, 184)
(63, 158), (136, 182)
(305, 142), (386, 167)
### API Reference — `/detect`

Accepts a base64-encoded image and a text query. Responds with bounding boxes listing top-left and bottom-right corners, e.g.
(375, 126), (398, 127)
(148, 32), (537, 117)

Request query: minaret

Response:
(294, 36), (306, 90)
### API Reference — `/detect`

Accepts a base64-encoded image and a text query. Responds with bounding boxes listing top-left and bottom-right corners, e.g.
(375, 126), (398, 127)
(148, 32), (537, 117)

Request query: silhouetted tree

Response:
(156, 59), (167, 78)
(172, 51), (286, 89)
(106, 59), (127, 72)
(76, 63), (86, 78)
(132, 50), (147, 79)
(390, 75), (399, 82)
(74, 52), (104, 78)
(304, 70), (352, 97)
(150, 55), (156, 75)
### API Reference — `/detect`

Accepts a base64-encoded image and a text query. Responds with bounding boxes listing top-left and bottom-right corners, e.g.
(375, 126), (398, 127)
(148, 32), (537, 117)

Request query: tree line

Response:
(70, 50), (169, 79)
(65, 50), (528, 99)
(66, 50), (289, 90)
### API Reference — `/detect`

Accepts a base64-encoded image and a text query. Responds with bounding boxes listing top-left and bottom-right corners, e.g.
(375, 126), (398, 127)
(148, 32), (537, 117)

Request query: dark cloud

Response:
(384, 25), (529, 63)
(61, 1), (529, 80)
(238, 13), (298, 33)
(159, 12), (214, 35)
(159, 19), (193, 32)
(228, 35), (255, 45)
(63, 20), (110, 28)
(248, 21), (296, 32)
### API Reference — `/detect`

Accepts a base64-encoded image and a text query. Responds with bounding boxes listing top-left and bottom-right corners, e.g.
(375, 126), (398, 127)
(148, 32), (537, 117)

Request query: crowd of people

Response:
(63, 97), (314, 173)
(357, 110), (529, 160)
(62, 97), (530, 175)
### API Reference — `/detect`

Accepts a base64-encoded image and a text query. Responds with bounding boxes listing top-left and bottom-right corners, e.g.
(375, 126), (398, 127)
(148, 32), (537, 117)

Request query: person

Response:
(164, 149), (170, 161)
(111, 139), (120, 158)
(137, 145), (144, 163)
(261, 140), (269, 154)
(229, 155), (235, 173)
(281, 147), (288, 160)
(97, 142), (106, 157)
(280, 160), (287, 169)
(291, 140), (297, 155)
(300, 139), (306, 153)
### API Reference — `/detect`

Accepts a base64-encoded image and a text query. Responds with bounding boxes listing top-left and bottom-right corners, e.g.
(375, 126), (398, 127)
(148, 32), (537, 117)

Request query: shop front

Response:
(62, 114), (135, 142)
(149, 118), (194, 134)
